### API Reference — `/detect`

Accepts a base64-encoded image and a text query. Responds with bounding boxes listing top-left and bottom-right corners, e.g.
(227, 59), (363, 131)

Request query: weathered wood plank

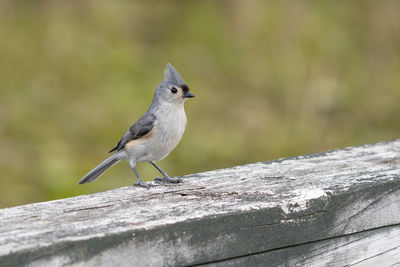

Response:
(211, 224), (400, 266)
(0, 140), (399, 266)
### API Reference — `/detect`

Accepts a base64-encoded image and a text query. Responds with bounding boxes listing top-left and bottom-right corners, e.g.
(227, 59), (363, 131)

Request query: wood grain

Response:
(0, 140), (399, 266)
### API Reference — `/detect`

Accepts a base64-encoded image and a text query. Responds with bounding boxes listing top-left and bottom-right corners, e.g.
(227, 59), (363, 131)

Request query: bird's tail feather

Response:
(78, 153), (121, 184)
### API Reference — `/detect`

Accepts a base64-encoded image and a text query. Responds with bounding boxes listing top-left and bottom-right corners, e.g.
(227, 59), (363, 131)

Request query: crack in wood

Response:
(388, 261), (400, 267)
(340, 185), (400, 232)
(192, 223), (400, 266)
(348, 246), (399, 266)
(238, 210), (327, 230)
(63, 204), (114, 213)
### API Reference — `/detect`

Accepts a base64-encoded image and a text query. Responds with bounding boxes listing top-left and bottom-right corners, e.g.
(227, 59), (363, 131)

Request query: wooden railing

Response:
(1, 140), (399, 266)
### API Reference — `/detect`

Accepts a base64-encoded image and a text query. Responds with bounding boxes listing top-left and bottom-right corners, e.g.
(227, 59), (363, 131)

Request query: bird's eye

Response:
(171, 87), (178, 94)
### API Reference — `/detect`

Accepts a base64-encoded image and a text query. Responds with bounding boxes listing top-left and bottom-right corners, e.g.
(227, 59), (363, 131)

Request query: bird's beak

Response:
(184, 92), (195, 98)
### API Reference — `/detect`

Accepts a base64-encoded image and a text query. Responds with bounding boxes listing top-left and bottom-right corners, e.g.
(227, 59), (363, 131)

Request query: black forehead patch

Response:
(180, 84), (189, 93)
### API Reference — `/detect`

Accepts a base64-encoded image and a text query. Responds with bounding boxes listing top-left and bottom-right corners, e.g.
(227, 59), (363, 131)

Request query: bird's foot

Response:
(154, 176), (182, 184)
(133, 180), (152, 188)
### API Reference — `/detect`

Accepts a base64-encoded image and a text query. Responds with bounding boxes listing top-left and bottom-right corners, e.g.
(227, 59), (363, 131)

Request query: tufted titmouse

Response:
(78, 63), (194, 187)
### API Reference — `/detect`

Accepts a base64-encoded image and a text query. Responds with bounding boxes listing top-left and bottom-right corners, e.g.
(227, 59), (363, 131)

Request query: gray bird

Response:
(78, 63), (194, 187)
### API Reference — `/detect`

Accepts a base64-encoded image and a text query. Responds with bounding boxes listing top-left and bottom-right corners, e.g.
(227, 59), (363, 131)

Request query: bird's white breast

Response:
(131, 103), (187, 162)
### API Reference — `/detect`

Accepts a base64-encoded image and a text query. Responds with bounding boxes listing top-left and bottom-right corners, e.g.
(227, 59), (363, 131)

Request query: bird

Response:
(78, 63), (195, 187)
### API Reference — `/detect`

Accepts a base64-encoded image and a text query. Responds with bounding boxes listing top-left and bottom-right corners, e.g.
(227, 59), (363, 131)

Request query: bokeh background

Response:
(1, 1), (399, 208)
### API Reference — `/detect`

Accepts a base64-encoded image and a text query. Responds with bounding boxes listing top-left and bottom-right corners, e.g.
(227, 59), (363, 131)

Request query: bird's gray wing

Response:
(109, 113), (156, 153)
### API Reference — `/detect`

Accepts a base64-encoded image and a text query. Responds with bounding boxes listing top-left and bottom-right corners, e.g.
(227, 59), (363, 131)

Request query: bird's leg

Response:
(129, 161), (150, 188)
(151, 161), (182, 183)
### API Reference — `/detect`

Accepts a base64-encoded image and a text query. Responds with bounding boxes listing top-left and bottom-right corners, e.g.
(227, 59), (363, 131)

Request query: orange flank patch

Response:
(125, 128), (155, 149)
(142, 129), (154, 140)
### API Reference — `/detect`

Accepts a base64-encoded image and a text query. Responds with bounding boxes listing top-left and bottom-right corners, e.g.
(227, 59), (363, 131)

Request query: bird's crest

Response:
(164, 63), (185, 85)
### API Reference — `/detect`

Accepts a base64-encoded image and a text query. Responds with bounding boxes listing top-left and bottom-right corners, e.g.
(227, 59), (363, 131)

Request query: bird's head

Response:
(155, 63), (195, 104)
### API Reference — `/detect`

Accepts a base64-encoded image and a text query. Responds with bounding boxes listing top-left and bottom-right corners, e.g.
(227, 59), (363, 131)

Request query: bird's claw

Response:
(133, 181), (152, 188)
(154, 176), (182, 184)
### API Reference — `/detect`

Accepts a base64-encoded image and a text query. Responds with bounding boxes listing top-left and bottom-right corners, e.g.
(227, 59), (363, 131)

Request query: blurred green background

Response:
(0, 1), (399, 208)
